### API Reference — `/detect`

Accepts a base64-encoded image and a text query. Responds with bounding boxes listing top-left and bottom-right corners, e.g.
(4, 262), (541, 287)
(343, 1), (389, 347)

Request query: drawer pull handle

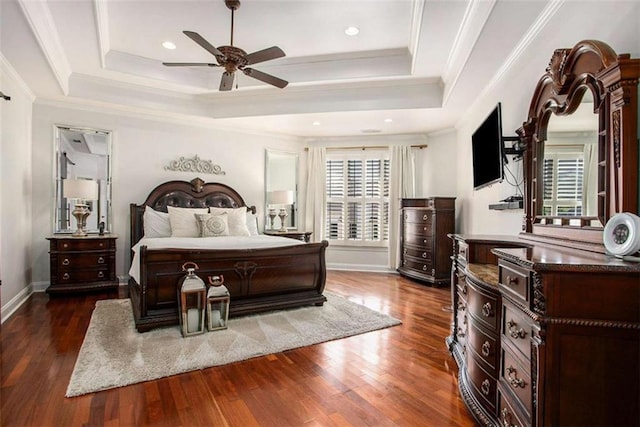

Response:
(423, 214), (428, 220)
(99, 242), (104, 247)
(62, 273), (70, 280)
(457, 302), (466, 311)
(422, 265), (427, 271)
(506, 320), (527, 339)
(421, 252), (427, 258)
(457, 327), (466, 338)
(63, 243), (68, 248)
(506, 366), (526, 388)
(62, 258), (70, 266)
(481, 341), (491, 357)
(501, 408), (517, 427)
(98, 271), (105, 279)
(480, 379), (490, 395)
(481, 302), (493, 317)
(423, 239), (427, 244)
(403, 248), (407, 254)
(97, 256), (105, 264)
(506, 275), (519, 286)
(403, 260), (407, 266)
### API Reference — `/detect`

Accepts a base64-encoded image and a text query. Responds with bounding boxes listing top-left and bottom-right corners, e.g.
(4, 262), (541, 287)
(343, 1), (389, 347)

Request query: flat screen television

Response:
(472, 102), (504, 190)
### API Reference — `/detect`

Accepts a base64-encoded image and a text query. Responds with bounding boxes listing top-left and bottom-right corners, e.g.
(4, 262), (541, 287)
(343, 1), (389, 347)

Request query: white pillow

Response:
(195, 213), (230, 237)
(167, 206), (209, 237)
(246, 212), (259, 236)
(143, 206), (171, 238)
(209, 207), (251, 236)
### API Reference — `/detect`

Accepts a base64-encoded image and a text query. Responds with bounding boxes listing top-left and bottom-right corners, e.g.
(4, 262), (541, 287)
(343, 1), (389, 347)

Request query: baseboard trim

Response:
(327, 264), (396, 273)
(1, 285), (35, 324)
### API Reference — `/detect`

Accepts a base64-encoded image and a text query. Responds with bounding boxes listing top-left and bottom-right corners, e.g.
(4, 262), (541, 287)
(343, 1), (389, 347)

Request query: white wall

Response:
(30, 102), (303, 283)
(1, 56), (34, 321)
(454, 1), (640, 236)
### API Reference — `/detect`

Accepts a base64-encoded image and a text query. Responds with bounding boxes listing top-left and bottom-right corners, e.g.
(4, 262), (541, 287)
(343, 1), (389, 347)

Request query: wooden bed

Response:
(129, 177), (328, 332)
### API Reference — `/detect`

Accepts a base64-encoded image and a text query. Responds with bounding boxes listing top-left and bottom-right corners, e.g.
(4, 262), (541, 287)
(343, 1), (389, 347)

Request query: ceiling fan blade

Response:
(183, 31), (225, 59)
(242, 68), (288, 88)
(244, 46), (286, 65)
(220, 72), (235, 91)
(162, 62), (220, 67)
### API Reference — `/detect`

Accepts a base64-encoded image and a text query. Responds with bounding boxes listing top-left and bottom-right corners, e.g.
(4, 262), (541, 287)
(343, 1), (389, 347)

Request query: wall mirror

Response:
(53, 125), (113, 234)
(518, 40), (639, 250)
(265, 149), (298, 231)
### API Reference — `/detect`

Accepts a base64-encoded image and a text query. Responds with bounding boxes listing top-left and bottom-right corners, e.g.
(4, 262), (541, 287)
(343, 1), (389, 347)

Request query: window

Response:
(325, 151), (390, 245)
(542, 148), (584, 216)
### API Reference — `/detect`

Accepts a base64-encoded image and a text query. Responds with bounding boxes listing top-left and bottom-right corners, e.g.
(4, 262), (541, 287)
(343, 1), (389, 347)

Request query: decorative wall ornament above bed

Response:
(164, 155), (226, 175)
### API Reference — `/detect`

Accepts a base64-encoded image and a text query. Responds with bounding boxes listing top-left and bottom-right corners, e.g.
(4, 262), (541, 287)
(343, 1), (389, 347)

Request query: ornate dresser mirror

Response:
(518, 40), (639, 252)
(53, 125), (113, 234)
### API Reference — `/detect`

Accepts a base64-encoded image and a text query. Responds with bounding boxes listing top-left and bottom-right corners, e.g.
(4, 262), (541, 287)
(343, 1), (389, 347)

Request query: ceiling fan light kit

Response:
(163, 0), (288, 91)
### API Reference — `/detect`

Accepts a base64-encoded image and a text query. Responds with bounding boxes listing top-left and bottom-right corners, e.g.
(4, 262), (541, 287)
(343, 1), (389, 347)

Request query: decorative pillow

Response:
(246, 212), (259, 236)
(167, 206), (209, 237)
(143, 206), (171, 238)
(209, 207), (251, 236)
(195, 213), (230, 237)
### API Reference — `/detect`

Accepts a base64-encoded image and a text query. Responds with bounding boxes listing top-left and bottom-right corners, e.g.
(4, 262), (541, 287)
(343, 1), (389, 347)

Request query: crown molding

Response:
(1, 53), (36, 101)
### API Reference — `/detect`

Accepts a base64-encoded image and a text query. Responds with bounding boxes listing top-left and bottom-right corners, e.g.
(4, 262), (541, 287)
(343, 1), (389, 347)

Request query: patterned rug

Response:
(66, 292), (401, 397)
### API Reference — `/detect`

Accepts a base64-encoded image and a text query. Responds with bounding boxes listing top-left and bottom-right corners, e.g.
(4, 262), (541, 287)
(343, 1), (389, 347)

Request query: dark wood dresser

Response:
(47, 234), (118, 294)
(447, 235), (640, 426)
(263, 230), (312, 242)
(397, 197), (455, 286)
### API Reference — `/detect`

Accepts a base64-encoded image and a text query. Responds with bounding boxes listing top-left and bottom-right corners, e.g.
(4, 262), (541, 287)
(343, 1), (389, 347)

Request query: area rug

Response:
(66, 292), (401, 397)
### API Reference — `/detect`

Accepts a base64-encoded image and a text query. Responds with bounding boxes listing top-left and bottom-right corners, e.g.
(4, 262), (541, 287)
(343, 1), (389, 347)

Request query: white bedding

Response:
(129, 235), (304, 283)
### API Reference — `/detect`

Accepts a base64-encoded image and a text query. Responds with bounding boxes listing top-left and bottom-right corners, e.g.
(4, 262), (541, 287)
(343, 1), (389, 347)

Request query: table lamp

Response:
(63, 178), (98, 237)
(268, 190), (294, 232)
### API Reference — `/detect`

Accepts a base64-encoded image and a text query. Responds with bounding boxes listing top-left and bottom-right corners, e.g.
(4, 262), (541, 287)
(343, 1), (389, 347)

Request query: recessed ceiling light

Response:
(162, 41), (176, 50)
(345, 26), (360, 36)
(384, 118), (393, 123)
(312, 121), (321, 126)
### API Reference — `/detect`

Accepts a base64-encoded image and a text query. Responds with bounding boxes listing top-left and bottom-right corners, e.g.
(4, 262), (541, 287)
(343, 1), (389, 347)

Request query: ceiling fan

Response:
(163, 0), (288, 91)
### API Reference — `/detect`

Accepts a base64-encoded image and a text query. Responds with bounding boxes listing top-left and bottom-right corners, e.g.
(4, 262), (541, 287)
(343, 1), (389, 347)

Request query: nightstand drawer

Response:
(55, 268), (111, 284)
(401, 258), (433, 274)
(57, 253), (111, 269)
(51, 238), (114, 251)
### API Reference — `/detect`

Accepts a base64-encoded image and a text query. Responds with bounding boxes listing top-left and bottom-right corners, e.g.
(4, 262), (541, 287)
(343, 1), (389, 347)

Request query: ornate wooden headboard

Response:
(129, 177), (256, 248)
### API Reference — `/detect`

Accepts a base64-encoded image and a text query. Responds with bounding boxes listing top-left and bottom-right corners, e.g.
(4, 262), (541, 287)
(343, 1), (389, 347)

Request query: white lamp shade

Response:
(63, 179), (99, 200)
(268, 190), (294, 205)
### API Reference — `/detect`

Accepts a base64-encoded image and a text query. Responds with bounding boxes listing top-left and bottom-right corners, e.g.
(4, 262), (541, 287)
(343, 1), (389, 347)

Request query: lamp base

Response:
(278, 209), (288, 232)
(268, 208), (277, 230)
(72, 204), (90, 237)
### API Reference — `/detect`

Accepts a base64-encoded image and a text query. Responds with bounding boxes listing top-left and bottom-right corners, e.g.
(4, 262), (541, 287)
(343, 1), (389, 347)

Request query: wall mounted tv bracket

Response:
(502, 136), (526, 161)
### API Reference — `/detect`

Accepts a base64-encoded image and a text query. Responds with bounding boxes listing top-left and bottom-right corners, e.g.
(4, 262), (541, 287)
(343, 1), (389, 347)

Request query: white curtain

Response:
(304, 147), (326, 242)
(583, 143), (598, 215)
(388, 145), (415, 269)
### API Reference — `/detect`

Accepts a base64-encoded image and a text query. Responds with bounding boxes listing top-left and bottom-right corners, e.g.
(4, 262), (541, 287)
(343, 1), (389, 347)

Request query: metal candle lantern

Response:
(207, 275), (230, 331)
(177, 262), (207, 337)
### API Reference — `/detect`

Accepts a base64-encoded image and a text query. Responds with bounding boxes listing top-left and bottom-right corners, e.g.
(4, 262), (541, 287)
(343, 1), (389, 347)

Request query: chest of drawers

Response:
(398, 197), (455, 286)
(47, 235), (118, 294)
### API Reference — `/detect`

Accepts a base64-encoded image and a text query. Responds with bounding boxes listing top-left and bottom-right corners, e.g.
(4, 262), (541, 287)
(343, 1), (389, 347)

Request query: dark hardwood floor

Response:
(1, 271), (476, 426)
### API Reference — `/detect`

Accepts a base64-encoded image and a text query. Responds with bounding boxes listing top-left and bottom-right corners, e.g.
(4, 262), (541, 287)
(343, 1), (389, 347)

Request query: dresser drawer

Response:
(500, 347), (532, 416)
(404, 222), (433, 237)
(499, 260), (530, 305)
(402, 246), (432, 261)
(468, 320), (499, 375)
(467, 279), (500, 333)
(501, 303), (533, 361)
(403, 232), (432, 247)
(498, 388), (527, 427)
(403, 209), (433, 224)
(57, 253), (111, 269)
(401, 258), (433, 275)
(51, 238), (115, 251)
(466, 354), (497, 413)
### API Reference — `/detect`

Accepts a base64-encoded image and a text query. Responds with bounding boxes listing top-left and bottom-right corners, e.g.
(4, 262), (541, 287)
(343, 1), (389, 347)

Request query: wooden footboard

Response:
(129, 241), (328, 332)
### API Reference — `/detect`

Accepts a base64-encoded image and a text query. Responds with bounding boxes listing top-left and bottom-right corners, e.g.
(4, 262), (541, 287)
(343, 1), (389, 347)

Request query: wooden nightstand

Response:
(264, 230), (312, 242)
(46, 234), (118, 294)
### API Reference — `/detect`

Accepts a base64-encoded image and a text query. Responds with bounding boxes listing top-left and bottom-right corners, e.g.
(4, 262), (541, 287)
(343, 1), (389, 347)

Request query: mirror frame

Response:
(265, 149), (299, 230)
(518, 40), (639, 251)
(53, 125), (113, 234)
